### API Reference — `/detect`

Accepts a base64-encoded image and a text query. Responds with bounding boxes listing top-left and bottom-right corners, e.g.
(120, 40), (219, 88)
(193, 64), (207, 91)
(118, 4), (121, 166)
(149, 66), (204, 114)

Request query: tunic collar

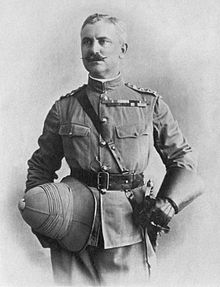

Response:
(88, 73), (123, 93)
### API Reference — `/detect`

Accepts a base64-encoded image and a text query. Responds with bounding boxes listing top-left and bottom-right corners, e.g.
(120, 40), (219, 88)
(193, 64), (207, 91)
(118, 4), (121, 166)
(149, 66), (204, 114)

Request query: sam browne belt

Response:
(71, 169), (144, 193)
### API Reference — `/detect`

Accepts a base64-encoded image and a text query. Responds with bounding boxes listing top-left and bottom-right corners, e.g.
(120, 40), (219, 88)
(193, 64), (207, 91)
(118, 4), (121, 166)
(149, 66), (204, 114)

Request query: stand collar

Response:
(88, 73), (123, 93)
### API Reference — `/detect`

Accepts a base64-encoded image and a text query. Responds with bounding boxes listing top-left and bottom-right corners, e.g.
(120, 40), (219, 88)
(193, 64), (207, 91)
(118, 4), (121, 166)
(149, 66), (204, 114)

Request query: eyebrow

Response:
(82, 36), (111, 41)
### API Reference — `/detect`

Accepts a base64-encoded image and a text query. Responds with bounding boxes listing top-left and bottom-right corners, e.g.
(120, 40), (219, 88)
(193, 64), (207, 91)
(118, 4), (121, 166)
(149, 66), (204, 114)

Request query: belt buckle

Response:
(97, 171), (110, 194)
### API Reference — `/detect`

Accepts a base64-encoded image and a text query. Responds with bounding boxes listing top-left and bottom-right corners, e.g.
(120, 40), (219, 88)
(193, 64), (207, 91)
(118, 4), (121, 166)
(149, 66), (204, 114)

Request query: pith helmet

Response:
(18, 176), (97, 252)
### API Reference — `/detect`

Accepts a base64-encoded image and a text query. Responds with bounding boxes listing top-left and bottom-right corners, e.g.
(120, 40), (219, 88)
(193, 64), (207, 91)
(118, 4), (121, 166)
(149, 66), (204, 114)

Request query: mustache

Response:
(81, 54), (107, 61)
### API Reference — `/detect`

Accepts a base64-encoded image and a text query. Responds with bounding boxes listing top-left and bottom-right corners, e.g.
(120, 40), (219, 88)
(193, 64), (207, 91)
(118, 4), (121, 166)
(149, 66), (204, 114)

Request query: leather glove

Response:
(150, 198), (175, 228)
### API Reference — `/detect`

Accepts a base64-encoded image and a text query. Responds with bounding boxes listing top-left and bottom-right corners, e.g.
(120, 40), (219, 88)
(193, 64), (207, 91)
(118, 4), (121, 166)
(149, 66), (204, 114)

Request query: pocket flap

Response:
(115, 124), (149, 138)
(59, 124), (90, 136)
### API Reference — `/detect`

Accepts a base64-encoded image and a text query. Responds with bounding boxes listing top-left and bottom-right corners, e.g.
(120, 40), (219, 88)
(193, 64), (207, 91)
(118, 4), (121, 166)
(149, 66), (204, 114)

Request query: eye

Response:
(99, 38), (112, 47)
(82, 38), (92, 46)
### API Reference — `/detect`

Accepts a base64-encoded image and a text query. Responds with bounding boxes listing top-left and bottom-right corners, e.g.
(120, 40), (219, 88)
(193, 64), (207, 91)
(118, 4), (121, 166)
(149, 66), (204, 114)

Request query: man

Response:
(25, 13), (203, 286)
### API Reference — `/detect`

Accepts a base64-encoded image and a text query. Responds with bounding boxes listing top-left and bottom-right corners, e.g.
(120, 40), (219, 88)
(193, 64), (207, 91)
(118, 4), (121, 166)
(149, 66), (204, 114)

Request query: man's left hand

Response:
(150, 198), (175, 228)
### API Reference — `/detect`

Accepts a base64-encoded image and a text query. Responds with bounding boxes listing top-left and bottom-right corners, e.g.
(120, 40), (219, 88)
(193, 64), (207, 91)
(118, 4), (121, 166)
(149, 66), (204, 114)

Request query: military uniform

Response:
(26, 74), (197, 285)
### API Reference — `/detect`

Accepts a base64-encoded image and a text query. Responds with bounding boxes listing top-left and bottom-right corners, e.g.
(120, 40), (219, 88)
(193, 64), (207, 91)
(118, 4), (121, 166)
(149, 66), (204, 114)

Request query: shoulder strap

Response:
(125, 82), (159, 96)
(77, 93), (128, 173)
(59, 85), (86, 100)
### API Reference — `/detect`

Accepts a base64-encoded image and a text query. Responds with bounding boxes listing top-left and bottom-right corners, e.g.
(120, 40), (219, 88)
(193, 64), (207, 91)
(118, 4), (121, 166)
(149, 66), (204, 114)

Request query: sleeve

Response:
(153, 97), (197, 171)
(26, 101), (64, 191)
(153, 97), (203, 213)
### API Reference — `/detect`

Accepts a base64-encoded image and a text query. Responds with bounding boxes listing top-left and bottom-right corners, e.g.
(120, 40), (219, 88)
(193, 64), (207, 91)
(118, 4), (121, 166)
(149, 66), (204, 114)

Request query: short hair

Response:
(81, 13), (127, 44)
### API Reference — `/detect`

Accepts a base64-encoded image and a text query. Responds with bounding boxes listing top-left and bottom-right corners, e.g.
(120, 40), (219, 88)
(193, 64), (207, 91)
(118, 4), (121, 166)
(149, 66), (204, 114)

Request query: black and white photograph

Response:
(1, 1), (219, 286)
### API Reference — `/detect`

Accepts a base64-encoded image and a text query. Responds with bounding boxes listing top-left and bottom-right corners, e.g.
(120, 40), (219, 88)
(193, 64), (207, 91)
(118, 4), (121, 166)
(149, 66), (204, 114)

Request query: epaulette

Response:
(59, 85), (85, 100)
(125, 82), (159, 97)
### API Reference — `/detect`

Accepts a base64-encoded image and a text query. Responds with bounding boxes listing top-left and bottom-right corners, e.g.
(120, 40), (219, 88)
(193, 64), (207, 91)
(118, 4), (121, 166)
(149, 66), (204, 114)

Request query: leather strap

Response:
(71, 169), (144, 191)
(106, 141), (128, 173)
(77, 92), (128, 173)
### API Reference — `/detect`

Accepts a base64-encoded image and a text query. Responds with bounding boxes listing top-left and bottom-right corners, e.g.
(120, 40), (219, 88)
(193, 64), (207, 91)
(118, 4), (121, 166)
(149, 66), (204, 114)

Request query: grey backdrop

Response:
(1, 0), (220, 286)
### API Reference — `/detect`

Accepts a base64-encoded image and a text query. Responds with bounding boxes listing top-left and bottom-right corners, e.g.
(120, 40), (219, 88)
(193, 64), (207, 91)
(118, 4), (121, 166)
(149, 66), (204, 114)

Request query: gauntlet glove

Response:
(128, 185), (175, 249)
(131, 195), (174, 231)
(150, 198), (175, 228)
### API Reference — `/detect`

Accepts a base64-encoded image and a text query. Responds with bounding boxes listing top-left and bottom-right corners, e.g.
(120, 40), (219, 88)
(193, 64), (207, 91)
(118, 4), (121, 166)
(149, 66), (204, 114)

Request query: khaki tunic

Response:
(26, 75), (197, 284)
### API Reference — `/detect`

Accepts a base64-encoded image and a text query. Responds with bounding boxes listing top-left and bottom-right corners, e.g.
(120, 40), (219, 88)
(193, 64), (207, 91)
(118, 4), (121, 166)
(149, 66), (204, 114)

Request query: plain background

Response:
(1, 0), (220, 286)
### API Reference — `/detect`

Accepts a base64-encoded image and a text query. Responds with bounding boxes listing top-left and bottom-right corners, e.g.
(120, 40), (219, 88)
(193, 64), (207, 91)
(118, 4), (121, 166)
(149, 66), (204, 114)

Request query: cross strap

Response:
(77, 92), (128, 173)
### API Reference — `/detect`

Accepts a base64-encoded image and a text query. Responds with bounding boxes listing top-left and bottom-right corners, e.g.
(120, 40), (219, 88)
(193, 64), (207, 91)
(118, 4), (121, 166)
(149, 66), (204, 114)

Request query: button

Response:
(100, 117), (108, 123)
(102, 165), (109, 171)
(101, 94), (108, 101)
(100, 140), (106, 147)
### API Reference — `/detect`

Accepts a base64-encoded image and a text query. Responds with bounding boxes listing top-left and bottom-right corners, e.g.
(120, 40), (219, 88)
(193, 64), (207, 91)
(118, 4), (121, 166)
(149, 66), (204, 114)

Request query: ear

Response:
(119, 43), (128, 59)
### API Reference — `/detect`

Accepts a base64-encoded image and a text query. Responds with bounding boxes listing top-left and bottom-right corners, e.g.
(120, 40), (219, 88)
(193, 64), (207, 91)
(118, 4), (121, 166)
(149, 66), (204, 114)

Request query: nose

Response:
(90, 40), (101, 54)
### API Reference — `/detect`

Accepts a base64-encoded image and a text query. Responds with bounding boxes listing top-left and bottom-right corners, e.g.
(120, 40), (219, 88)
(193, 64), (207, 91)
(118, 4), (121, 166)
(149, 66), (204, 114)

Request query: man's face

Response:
(81, 21), (127, 79)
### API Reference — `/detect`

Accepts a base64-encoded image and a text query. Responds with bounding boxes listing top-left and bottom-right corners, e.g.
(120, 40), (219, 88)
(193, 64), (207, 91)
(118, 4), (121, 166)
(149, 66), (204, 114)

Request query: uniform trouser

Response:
(50, 241), (155, 286)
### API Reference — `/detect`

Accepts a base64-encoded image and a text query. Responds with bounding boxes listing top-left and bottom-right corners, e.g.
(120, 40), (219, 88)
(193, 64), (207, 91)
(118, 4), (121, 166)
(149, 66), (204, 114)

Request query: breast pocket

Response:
(115, 124), (150, 164)
(59, 123), (91, 165)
